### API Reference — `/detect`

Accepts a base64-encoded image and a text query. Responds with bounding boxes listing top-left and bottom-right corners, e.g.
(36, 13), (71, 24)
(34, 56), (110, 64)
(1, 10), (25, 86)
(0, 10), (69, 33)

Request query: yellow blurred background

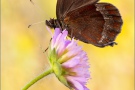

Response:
(1, 0), (134, 90)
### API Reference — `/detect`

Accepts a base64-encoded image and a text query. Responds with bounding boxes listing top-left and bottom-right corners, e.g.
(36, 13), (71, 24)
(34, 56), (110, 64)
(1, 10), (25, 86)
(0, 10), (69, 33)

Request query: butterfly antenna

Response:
(43, 38), (52, 53)
(28, 20), (45, 28)
(29, 0), (50, 18)
(30, 0), (34, 4)
(39, 45), (48, 57)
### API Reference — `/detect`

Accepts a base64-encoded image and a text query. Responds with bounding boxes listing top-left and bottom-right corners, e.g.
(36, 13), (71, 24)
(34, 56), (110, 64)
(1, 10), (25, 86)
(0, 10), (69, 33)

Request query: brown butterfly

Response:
(46, 0), (123, 47)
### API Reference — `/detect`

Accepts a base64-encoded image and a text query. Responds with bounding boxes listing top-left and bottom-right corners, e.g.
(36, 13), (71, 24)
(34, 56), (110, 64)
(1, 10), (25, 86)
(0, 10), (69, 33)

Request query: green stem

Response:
(22, 68), (53, 90)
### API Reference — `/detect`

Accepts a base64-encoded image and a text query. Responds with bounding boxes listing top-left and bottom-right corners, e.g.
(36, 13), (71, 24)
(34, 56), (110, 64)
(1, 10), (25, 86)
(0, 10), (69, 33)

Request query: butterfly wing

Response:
(56, 0), (99, 19)
(63, 3), (123, 47)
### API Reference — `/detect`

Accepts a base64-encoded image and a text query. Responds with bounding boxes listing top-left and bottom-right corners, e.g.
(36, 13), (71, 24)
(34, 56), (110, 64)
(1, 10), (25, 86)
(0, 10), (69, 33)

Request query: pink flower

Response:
(48, 28), (90, 90)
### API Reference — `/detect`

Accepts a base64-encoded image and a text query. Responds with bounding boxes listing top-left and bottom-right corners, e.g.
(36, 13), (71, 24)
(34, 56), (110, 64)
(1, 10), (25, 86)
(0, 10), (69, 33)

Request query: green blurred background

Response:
(1, 0), (134, 90)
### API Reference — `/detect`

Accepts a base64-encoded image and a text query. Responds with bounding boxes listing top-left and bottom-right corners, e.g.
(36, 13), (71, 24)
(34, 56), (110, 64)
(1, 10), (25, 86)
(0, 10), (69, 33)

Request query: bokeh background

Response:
(1, 0), (134, 90)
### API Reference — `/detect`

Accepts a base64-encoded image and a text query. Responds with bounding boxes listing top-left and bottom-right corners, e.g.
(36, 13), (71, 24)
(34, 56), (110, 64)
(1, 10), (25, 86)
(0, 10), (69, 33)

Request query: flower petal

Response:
(62, 56), (80, 68)
(51, 29), (61, 49)
(57, 40), (71, 57)
(66, 76), (87, 84)
(67, 77), (85, 90)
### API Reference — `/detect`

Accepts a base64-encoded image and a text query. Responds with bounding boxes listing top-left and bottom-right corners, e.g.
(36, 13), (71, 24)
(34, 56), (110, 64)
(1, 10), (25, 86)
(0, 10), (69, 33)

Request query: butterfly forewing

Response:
(56, 0), (99, 19)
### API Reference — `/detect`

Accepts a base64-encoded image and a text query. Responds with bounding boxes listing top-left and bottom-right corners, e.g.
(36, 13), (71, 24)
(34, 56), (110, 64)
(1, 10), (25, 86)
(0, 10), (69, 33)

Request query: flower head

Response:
(48, 28), (90, 90)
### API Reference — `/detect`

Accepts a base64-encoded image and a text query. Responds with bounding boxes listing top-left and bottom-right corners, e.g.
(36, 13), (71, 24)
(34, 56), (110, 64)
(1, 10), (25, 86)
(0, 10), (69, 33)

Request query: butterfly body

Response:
(46, 0), (123, 47)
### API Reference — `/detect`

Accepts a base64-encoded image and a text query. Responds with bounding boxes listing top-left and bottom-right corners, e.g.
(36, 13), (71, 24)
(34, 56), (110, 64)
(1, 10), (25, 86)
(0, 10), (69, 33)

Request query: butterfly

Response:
(46, 0), (123, 47)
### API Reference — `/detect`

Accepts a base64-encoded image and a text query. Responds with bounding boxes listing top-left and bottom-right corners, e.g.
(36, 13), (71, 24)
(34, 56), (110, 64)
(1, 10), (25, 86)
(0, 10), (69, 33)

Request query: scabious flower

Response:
(48, 28), (90, 90)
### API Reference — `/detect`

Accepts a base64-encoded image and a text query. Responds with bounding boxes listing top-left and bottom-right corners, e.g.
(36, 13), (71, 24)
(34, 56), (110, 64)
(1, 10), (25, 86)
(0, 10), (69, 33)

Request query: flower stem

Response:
(22, 68), (53, 90)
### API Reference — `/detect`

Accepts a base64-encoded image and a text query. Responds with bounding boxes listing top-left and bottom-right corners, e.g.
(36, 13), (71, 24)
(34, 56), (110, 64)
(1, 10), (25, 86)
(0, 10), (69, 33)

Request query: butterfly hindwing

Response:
(63, 3), (123, 47)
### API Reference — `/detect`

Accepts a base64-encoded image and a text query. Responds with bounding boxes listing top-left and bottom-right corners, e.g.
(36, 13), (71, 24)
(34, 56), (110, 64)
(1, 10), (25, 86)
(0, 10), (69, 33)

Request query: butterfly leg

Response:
(55, 20), (63, 31)
(71, 29), (73, 39)
(43, 38), (52, 53)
